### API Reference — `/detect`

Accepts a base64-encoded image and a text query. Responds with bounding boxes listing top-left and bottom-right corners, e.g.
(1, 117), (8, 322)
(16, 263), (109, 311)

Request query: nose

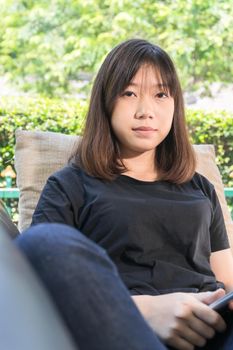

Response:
(134, 98), (154, 119)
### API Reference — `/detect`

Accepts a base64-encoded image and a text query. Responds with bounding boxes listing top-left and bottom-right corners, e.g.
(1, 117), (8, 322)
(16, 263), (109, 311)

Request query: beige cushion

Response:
(15, 130), (79, 232)
(194, 145), (233, 249)
(14, 130), (233, 251)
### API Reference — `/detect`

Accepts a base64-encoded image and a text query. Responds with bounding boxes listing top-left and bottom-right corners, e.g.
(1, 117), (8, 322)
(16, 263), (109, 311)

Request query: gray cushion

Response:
(0, 224), (77, 350)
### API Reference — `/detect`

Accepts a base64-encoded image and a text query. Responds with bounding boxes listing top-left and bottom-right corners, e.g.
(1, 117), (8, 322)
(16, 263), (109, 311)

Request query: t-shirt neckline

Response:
(119, 174), (164, 185)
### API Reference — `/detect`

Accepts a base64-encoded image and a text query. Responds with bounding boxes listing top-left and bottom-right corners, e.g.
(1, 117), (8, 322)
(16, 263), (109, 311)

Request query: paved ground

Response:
(184, 83), (233, 112)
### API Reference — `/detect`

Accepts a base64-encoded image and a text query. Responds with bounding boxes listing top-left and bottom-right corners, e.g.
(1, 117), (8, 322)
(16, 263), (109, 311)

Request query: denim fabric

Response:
(15, 223), (233, 350)
(15, 223), (166, 350)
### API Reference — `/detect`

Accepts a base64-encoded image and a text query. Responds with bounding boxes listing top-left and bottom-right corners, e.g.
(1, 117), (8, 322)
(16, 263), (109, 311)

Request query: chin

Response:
(130, 146), (157, 155)
(136, 142), (160, 152)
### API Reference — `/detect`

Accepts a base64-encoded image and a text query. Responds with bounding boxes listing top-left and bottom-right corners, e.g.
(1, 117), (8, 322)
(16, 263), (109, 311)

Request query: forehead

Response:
(129, 64), (164, 88)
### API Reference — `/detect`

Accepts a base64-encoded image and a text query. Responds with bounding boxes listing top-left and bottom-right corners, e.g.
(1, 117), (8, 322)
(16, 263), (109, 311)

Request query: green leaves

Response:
(0, 0), (232, 96)
(186, 109), (233, 187)
(0, 96), (87, 181)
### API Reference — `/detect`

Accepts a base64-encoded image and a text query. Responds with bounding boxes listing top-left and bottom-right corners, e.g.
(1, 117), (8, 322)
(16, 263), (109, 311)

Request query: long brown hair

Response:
(73, 39), (196, 183)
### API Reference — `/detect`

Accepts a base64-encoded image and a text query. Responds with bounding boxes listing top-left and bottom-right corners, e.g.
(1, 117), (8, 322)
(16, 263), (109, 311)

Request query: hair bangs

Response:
(141, 51), (178, 98)
(109, 42), (178, 109)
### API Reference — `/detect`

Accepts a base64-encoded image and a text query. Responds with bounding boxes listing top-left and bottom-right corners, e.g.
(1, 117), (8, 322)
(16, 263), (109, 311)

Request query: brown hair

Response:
(73, 39), (196, 183)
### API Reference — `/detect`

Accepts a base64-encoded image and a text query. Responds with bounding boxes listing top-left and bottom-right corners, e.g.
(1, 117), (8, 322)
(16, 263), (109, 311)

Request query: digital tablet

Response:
(209, 291), (233, 315)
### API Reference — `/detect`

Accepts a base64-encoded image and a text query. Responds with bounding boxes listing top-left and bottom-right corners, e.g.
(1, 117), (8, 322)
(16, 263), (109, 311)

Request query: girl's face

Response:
(111, 64), (174, 158)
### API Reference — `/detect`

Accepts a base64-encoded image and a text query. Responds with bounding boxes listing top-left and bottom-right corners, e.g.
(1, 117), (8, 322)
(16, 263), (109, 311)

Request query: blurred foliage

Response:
(0, 96), (87, 180)
(1, 198), (18, 224)
(0, 0), (232, 96)
(187, 109), (233, 187)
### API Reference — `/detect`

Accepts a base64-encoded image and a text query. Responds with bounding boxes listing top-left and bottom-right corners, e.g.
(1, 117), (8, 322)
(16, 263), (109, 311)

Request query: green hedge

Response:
(0, 96), (87, 182)
(0, 96), (232, 187)
(187, 109), (233, 187)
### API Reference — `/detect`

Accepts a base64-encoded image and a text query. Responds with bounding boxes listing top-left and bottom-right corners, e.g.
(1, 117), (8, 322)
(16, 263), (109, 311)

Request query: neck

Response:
(121, 150), (158, 181)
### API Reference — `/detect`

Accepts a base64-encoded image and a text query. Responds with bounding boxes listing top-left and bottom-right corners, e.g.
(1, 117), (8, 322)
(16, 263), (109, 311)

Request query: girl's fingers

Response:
(174, 320), (207, 348)
(166, 329), (196, 350)
(228, 300), (233, 310)
(186, 313), (215, 339)
(192, 302), (226, 333)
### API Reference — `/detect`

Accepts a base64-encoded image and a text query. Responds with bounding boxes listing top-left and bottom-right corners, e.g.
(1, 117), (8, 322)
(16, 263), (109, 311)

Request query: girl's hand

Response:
(132, 289), (226, 350)
(228, 299), (233, 311)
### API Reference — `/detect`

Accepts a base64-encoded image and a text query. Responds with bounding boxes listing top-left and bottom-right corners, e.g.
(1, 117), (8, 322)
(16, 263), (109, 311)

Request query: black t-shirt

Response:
(32, 164), (229, 295)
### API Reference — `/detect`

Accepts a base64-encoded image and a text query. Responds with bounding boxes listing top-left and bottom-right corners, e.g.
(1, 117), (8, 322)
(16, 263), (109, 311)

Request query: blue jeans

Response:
(16, 223), (233, 350)
(15, 223), (166, 350)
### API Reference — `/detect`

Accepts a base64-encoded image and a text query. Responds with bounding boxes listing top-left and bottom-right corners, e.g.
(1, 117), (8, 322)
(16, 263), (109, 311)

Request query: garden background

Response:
(0, 0), (232, 222)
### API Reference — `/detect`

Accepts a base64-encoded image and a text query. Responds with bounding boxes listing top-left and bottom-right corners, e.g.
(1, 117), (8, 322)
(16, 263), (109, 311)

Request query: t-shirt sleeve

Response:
(209, 186), (230, 252)
(31, 165), (84, 228)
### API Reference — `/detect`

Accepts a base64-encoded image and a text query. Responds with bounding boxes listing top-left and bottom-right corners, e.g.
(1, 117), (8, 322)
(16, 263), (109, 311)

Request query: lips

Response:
(132, 126), (157, 131)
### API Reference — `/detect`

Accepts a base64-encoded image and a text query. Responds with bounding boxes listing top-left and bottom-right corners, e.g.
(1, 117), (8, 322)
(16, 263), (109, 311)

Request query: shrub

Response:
(0, 96), (87, 179)
(187, 109), (233, 187)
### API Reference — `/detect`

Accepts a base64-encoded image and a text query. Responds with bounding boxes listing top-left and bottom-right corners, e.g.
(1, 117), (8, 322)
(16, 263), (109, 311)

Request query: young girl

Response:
(16, 39), (233, 350)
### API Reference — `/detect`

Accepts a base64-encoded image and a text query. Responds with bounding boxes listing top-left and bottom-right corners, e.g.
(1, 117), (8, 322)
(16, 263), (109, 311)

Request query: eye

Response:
(121, 91), (136, 97)
(156, 92), (169, 98)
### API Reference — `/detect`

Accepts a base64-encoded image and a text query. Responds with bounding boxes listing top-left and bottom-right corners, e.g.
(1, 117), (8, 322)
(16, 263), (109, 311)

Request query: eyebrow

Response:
(127, 82), (168, 88)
